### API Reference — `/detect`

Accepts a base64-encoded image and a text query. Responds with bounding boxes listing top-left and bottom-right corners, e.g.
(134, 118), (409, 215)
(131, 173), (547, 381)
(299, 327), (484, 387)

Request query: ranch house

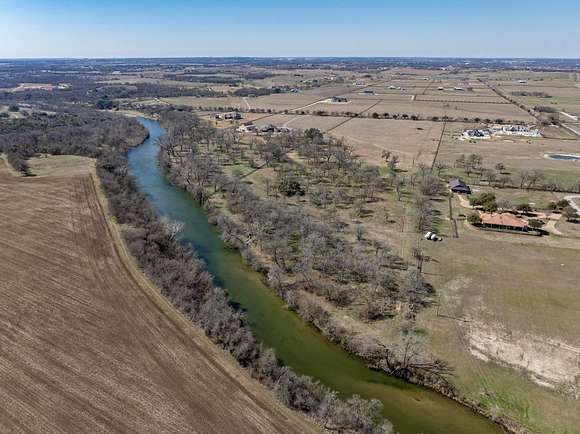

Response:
(480, 212), (529, 232)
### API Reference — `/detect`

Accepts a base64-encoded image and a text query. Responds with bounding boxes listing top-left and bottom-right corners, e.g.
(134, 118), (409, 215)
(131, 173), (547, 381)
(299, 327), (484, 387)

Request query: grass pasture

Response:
(420, 209), (580, 433)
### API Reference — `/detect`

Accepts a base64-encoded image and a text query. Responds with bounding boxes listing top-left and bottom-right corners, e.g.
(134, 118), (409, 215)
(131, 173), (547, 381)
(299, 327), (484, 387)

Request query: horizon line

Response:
(1, 55), (580, 61)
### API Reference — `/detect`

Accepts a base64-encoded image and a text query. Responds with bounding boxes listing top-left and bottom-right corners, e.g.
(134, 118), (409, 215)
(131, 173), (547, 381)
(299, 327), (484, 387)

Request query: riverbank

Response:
(151, 114), (508, 434)
(165, 158), (528, 434)
(122, 117), (394, 433)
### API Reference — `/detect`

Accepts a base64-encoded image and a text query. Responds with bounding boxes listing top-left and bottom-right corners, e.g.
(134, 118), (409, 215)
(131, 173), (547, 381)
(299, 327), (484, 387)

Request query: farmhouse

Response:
(448, 179), (471, 194)
(480, 212), (529, 232)
(331, 96), (348, 103)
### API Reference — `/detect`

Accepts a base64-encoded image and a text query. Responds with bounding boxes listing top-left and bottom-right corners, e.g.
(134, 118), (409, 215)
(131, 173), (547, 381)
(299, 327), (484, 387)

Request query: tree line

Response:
(158, 109), (451, 391)
(0, 105), (392, 433)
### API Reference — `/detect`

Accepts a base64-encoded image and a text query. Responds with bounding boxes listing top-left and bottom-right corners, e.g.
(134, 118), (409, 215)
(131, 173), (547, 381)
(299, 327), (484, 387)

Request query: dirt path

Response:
(0, 161), (314, 433)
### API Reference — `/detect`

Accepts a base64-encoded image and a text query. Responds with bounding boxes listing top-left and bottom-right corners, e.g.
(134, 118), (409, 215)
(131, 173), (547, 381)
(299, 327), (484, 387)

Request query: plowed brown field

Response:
(0, 160), (314, 433)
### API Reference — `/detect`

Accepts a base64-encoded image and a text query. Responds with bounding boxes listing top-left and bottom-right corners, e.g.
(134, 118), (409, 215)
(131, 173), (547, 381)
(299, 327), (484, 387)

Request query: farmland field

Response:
(0, 158), (314, 433)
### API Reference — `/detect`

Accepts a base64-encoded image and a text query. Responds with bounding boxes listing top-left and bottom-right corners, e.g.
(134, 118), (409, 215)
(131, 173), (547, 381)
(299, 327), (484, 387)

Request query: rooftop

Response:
(480, 212), (528, 228)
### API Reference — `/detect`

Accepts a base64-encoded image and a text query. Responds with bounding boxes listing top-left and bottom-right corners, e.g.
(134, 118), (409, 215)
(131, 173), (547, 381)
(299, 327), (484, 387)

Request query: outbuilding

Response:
(448, 179), (471, 194)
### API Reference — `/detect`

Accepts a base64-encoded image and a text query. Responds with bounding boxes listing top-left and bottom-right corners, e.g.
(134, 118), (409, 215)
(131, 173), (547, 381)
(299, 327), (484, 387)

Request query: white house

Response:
(490, 124), (541, 137)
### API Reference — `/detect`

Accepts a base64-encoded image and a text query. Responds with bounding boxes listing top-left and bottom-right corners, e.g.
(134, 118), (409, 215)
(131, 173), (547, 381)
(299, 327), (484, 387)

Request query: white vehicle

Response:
(424, 232), (442, 241)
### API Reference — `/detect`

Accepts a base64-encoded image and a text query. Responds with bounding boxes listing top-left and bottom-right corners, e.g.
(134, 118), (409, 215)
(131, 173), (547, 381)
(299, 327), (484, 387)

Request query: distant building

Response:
(237, 123), (257, 133)
(331, 96), (348, 103)
(462, 129), (491, 140)
(448, 179), (471, 194)
(490, 124), (541, 137)
(224, 112), (242, 120)
(215, 112), (242, 120)
(259, 124), (275, 133)
(480, 212), (529, 232)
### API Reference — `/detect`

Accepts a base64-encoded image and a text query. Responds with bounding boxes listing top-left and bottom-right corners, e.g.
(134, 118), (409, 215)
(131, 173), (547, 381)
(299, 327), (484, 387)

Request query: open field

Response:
(160, 90), (533, 123)
(252, 115), (447, 167)
(0, 158), (314, 433)
(418, 206), (580, 433)
(331, 118), (445, 166)
(101, 75), (214, 89)
(438, 134), (580, 173)
(27, 155), (95, 177)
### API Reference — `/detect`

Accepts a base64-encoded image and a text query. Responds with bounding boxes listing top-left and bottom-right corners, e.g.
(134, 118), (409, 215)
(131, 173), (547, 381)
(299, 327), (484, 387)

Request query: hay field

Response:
(0, 158), (314, 433)
(253, 114), (346, 130)
(330, 118), (445, 166)
(369, 100), (533, 121)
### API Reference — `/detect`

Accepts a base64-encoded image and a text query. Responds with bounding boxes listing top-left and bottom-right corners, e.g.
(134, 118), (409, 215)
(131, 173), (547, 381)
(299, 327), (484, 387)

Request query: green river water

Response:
(128, 117), (503, 434)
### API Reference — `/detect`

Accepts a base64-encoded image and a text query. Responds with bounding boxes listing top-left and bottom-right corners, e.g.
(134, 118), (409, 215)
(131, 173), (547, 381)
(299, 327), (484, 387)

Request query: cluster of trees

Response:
(160, 112), (436, 321)
(1, 103), (392, 432)
(469, 192), (498, 212)
(511, 91), (551, 98)
(0, 107), (146, 174)
(158, 111), (454, 391)
(0, 76), (217, 105)
(232, 87), (287, 97)
(99, 131), (393, 434)
(100, 153), (391, 433)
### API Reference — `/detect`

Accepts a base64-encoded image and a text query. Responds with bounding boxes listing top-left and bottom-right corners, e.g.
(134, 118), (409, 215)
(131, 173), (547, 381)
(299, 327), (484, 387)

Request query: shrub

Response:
(467, 212), (482, 225)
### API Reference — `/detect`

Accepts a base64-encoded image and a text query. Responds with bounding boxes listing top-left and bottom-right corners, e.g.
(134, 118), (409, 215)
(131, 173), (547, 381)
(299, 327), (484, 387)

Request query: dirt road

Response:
(0, 160), (314, 433)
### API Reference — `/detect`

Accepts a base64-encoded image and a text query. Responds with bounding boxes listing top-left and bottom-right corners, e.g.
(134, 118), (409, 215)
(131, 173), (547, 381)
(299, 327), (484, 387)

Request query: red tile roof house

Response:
(480, 212), (529, 232)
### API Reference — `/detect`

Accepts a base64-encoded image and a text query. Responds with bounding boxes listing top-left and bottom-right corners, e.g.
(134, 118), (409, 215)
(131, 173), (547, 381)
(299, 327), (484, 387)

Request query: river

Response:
(128, 117), (503, 434)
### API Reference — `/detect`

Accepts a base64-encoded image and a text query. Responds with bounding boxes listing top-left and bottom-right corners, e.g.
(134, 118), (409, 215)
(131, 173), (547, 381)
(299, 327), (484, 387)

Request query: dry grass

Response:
(438, 133), (580, 173)
(27, 155), (95, 177)
(414, 196), (580, 433)
(0, 159), (315, 433)
(331, 118), (445, 166)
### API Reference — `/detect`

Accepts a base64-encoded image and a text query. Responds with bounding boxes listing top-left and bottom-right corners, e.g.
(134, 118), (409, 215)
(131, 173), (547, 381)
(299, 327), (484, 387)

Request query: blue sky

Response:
(1, 0), (579, 58)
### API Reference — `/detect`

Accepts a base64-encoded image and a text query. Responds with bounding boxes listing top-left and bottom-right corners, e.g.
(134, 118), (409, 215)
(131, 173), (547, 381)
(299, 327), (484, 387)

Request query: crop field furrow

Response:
(0, 168), (313, 434)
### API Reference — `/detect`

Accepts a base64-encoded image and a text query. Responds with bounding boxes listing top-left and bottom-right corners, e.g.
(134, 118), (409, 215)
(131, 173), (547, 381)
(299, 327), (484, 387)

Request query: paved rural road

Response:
(0, 162), (314, 434)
